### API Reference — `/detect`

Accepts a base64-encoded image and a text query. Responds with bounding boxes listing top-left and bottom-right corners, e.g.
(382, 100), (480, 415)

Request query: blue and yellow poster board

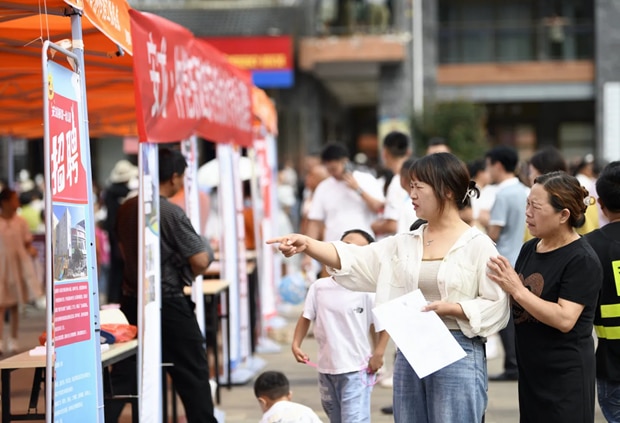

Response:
(46, 59), (103, 423)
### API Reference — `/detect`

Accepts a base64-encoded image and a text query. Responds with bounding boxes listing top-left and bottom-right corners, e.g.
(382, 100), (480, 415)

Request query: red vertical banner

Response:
(49, 92), (88, 203)
(254, 138), (271, 217)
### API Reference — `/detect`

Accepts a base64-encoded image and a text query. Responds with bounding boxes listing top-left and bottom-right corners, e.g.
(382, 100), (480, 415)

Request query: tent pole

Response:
(70, 10), (106, 423)
(6, 136), (14, 188)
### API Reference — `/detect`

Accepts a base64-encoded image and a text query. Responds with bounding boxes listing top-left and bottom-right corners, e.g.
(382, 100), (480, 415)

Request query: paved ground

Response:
(214, 306), (606, 423)
(4, 305), (606, 422)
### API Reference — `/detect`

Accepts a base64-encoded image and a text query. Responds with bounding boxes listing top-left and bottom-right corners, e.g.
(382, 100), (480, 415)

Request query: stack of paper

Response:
(372, 289), (467, 378)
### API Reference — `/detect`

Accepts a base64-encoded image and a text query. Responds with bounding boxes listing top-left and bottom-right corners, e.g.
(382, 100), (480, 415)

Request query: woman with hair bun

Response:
(269, 153), (510, 423)
(488, 171), (603, 422)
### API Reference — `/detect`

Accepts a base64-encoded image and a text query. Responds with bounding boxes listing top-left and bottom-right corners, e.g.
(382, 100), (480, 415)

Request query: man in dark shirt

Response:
(105, 148), (216, 423)
(584, 161), (620, 422)
(103, 159), (138, 303)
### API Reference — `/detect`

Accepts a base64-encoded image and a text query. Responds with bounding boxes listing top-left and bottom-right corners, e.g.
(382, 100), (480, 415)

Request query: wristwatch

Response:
(356, 187), (364, 195)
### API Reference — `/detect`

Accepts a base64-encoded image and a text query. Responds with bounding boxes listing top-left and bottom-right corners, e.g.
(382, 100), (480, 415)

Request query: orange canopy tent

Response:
(0, 1), (276, 141)
(0, 0), (137, 139)
(252, 86), (277, 136)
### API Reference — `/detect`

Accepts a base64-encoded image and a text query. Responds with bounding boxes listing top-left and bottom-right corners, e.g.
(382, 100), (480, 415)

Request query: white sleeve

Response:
(383, 177), (407, 221)
(307, 182), (327, 222)
(489, 193), (508, 227)
(457, 236), (510, 338)
(356, 171), (385, 201)
(366, 293), (384, 331)
(477, 185), (498, 211)
(302, 282), (318, 321)
(328, 241), (382, 292)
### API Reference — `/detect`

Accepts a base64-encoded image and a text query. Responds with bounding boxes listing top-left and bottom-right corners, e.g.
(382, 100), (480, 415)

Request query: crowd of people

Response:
(0, 133), (618, 422)
(265, 134), (619, 423)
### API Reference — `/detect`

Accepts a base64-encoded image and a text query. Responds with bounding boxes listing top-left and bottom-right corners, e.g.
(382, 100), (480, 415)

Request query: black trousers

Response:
(106, 246), (124, 304)
(104, 295), (217, 423)
(499, 312), (518, 375)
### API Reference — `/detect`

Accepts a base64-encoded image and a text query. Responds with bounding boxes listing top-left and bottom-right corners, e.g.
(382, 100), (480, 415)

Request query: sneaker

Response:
(35, 296), (46, 310)
(488, 372), (518, 381)
(379, 375), (393, 388)
(8, 338), (18, 354)
(381, 405), (393, 415)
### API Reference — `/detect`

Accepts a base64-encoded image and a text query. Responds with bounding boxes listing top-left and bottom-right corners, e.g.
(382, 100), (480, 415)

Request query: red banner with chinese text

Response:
(130, 10), (253, 146)
(49, 92), (88, 203)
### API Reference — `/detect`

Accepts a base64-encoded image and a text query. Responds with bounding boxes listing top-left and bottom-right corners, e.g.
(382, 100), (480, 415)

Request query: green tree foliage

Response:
(412, 100), (489, 161)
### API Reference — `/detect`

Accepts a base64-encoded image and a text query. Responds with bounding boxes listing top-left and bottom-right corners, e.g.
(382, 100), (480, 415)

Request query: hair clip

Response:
(462, 187), (477, 203)
(583, 196), (596, 206)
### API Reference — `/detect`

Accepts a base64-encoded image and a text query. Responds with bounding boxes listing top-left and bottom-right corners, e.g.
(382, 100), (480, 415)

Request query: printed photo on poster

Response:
(52, 205), (88, 281)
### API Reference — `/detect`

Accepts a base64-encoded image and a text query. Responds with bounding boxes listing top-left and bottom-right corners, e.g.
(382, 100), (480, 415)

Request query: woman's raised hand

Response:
(266, 234), (309, 257)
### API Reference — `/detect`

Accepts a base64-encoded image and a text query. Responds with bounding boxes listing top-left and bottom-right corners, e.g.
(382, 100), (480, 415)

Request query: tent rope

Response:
(42, 0), (50, 41)
(23, 0), (50, 49)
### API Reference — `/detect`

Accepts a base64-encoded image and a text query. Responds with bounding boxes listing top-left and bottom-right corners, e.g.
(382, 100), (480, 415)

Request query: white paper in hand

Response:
(372, 289), (467, 378)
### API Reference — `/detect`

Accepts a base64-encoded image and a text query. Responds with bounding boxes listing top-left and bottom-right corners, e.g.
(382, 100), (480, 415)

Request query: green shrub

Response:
(412, 100), (489, 161)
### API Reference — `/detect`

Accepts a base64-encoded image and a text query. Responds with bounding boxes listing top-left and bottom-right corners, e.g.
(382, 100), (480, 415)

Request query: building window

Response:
(438, 0), (593, 64)
(559, 122), (594, 161)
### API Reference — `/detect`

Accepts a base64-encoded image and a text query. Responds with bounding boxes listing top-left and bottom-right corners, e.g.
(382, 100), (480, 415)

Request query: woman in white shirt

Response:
(268, 153), (509, 423)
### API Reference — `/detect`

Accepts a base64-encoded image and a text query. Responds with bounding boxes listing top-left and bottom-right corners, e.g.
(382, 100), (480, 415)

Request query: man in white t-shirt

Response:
(371, 132), (412, 239)
(306, 143), (384, 242)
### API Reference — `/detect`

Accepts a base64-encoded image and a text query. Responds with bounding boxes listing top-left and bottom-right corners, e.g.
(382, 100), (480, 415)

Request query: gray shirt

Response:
(159, 196), (206, 298)
(489, 178), (529, 266)
(117, 195), (206, 298)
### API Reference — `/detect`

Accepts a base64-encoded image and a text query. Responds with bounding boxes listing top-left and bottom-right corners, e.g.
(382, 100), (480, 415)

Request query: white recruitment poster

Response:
(180, 137), (206, 336)
(265, 134), (283, 305)
(138, 143), (162, 422)
(216, 143), (240, 376)
(231, 146), (251, 362)
(45, 60), (103, 423)
(253, 135), (278, 323)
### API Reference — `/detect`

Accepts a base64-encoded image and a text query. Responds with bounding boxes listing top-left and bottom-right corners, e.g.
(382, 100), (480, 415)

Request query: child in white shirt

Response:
(254, 371), (323, 423)
(292, 229), (389, 423)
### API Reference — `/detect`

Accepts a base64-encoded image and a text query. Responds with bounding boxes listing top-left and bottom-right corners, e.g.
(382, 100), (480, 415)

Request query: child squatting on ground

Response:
(254, 370), (323, 423)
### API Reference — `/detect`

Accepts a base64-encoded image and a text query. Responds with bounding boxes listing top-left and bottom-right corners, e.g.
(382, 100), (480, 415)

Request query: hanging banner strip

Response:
(130, 10), (253, 145)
